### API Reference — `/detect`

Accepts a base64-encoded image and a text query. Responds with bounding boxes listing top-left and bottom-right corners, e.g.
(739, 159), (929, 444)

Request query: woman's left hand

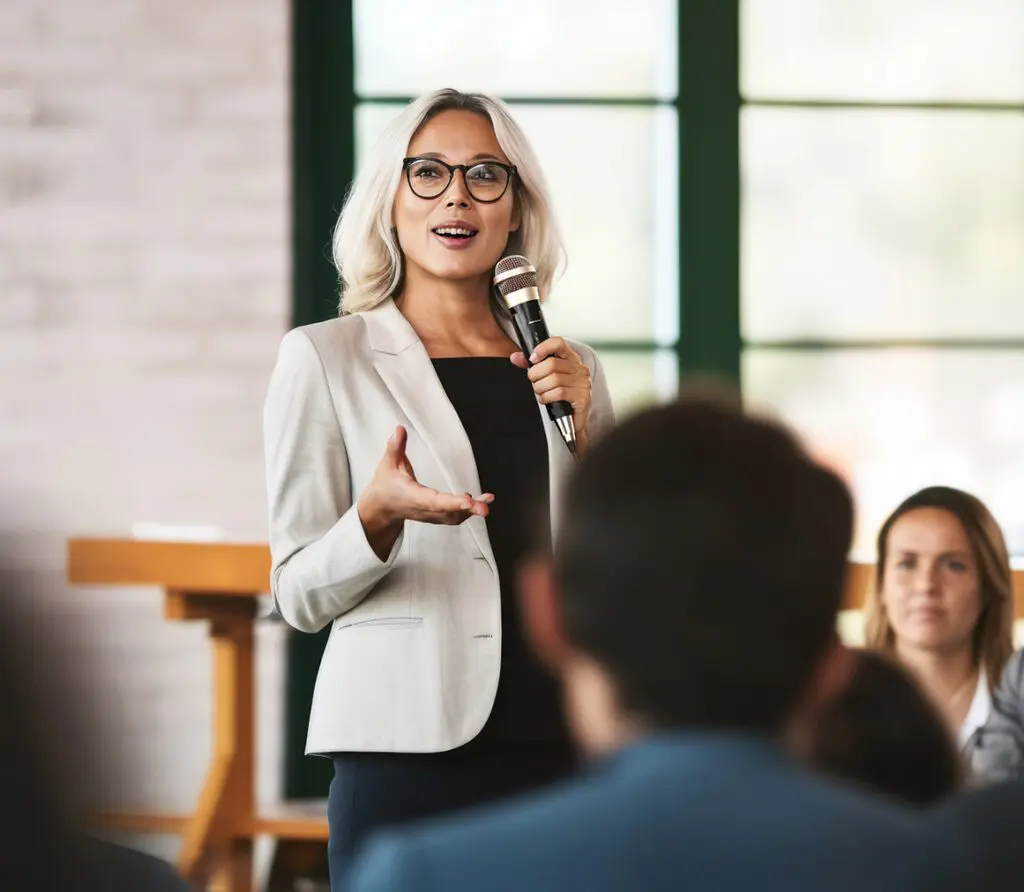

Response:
(511, 337), (593, 452)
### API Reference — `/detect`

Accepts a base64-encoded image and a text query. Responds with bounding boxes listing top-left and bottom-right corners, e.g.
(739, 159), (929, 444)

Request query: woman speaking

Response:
(263, 88), (614, 887)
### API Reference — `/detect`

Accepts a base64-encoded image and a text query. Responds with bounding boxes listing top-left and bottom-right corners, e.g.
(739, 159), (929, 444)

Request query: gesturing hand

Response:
(357, 426), (494, 559)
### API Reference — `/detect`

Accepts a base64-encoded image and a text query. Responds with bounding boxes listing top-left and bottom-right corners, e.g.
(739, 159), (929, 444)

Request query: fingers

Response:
(524, 353), (590, 413)
(386, 425), (408, 461)
(528, 337), (575, 365)
(509, 351), (529, 369)
(526, 356), (590, 385)
(385, 427), (419, 481)
(524, 352), (589, 380)
(537, 386), (584, 406)
(403, 479), (494, 520)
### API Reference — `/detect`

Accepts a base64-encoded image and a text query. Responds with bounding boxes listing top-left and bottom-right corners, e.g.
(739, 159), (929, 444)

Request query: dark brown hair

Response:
(556, 395), (853, 732)
(802, 650), (962, 806)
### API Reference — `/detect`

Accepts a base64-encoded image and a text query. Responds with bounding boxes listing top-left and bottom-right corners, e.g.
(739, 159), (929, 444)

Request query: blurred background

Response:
(1, 0), (1021, 880)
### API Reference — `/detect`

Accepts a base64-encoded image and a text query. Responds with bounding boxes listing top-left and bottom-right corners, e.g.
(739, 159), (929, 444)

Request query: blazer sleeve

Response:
(584, 344), (616, 442)
(263, 328), (404, 633)
(975, 650), (1024, 782)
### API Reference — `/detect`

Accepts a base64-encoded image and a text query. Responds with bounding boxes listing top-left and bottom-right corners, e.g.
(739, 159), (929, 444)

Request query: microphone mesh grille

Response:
(495, 271), (537, 297)
(495, 254), (533, 276)
(493, 254), (537, 298)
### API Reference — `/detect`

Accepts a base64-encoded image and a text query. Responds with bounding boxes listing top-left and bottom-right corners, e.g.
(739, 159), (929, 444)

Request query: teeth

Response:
(435, 227), (475, 237)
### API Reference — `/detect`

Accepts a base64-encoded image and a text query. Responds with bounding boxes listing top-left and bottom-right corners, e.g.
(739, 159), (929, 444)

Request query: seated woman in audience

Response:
(865, 486), (1024, 781)
(792, 649), (962, 806)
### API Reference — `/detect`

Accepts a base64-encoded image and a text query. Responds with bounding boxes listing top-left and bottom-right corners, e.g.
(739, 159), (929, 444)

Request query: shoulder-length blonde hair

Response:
(332, 88), (564, 315)
(865, 485), (1015, 689)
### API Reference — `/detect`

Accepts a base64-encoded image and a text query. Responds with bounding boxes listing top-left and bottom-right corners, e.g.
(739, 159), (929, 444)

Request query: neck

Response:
(563, 657), (646, 759)
(396, 267), (506, 353)
(896, 642), (979, 727)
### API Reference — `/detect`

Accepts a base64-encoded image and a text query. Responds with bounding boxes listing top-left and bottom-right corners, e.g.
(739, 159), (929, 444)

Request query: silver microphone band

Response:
(499, 285), (540, 309)
(493, 264), (535, 287)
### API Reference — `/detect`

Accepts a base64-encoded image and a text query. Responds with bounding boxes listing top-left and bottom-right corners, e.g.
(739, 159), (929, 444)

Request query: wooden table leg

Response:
(166, 591), (258, 892)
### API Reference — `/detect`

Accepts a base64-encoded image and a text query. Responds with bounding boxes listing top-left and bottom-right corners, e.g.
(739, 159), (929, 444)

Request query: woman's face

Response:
(881, 507), (982, 658)
(393, 109), (520, 290)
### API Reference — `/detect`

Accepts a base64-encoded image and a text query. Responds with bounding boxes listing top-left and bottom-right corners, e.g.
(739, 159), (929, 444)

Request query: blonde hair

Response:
(332, 89), (564, 315)
(865, 486), (1015, 690)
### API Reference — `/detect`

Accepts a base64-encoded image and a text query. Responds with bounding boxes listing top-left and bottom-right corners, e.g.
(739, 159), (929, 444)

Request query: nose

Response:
(912, 562), (941, 596)
(445, 169), (472, 208)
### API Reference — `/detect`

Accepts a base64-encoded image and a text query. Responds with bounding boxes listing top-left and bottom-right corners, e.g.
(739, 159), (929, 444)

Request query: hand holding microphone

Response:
(493, 255), (593, 457)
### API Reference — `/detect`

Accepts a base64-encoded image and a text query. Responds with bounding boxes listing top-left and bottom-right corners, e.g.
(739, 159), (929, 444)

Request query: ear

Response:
(787, 638), (856, 749)
(806, 639), (857, 716)
(517, 554), (571, 672)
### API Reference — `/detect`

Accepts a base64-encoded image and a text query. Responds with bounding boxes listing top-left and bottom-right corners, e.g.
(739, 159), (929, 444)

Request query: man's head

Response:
(520, 395), (854, 752)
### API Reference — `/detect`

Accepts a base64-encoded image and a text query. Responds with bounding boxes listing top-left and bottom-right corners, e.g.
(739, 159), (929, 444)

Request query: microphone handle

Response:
(508, 300), (573, 423)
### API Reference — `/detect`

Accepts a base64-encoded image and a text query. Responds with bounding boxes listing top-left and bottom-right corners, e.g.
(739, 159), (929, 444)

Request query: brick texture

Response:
(0, 0), (293, 859)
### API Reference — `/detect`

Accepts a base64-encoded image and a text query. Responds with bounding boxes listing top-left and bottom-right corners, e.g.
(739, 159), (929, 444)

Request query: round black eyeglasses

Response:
(402, 156), (516, 203)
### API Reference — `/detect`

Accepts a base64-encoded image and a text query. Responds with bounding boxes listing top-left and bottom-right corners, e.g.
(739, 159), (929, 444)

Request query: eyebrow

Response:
(893, 549), (972, 559)
(414, 151), (505, 163)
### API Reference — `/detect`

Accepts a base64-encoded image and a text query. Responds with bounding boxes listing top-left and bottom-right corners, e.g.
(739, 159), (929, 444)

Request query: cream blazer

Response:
(263, 298), (615, 754)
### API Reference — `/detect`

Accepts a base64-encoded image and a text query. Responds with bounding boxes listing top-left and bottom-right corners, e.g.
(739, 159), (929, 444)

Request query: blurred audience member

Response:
(792, 649), (962, 805)
(866, 486), (1023, 781)
(347, 397), (966, 892)
(932, 779), (1024, 890)
(0, 562), (189, 891)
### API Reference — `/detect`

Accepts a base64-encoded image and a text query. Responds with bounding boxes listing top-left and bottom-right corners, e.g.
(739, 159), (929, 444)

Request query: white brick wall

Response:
(0, 0), (292, 858)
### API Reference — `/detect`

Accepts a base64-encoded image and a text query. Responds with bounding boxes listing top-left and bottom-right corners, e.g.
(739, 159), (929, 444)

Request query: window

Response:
(740, 1), (1024, 557)
(353, 0), (681, 413)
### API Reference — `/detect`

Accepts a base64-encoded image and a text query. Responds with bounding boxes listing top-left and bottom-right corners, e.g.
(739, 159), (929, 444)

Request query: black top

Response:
(432, 357), (569, 750)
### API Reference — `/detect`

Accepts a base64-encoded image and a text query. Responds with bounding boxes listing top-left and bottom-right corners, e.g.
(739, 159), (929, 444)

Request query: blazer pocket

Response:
(337, 616), (424, 631)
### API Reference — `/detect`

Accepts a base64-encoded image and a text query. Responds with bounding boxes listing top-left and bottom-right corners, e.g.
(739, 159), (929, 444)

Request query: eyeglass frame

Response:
(401, 156), (518, 204)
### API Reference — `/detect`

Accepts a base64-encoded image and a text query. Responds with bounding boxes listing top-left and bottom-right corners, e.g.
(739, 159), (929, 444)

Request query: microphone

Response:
(493, 255), (577, 457)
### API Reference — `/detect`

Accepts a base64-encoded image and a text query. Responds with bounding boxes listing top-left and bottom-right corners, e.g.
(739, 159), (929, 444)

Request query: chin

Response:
(905, 633), (961, 653)
(425, 257), (494, 282)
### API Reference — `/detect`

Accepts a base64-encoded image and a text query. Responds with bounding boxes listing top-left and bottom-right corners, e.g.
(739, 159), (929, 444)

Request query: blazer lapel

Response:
(542, 400), (573, 542)
(364, 300), (496, 567)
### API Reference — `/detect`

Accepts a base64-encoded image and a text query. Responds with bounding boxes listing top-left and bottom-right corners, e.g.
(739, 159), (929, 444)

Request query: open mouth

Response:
(432, 225), (479, 246)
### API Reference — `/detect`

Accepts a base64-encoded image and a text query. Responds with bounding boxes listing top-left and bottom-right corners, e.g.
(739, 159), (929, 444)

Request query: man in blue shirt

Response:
(349, 395), (967, 892)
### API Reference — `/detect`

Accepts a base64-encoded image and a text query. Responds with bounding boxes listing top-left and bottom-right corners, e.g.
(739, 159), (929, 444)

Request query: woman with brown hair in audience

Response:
(866, 486), (1024, 780)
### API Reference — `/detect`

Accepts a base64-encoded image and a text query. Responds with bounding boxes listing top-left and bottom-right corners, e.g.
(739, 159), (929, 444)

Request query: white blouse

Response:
(958, 668), (991, 751)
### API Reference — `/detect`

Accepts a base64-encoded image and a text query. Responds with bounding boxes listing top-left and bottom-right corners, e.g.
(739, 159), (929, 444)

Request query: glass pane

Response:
(355, 0), (677, 99)
(742, 0), (1024, 102)
(597, 349), (677, 416)
(358, 103), (679, 345)
(742, 108), (1024, 340)
(743, 349), (1024, 559)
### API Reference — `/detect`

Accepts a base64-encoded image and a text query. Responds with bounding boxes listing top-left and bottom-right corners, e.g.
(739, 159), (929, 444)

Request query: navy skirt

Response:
(327, 744), (576, 891)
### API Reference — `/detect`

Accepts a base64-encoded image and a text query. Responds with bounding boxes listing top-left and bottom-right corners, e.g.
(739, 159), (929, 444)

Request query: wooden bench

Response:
(67, 537), (1024, 890)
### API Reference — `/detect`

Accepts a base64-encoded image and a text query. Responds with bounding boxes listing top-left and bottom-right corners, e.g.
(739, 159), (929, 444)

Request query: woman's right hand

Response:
(357, 426), (494, 560)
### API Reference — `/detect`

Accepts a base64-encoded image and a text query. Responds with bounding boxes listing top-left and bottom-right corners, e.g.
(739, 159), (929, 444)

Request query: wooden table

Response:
(66, 538), (1024, 889)
(67, 538), (327, 892)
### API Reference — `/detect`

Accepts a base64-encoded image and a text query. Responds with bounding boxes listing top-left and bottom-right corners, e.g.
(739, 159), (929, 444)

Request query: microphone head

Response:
(493, 255), (539, 306)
